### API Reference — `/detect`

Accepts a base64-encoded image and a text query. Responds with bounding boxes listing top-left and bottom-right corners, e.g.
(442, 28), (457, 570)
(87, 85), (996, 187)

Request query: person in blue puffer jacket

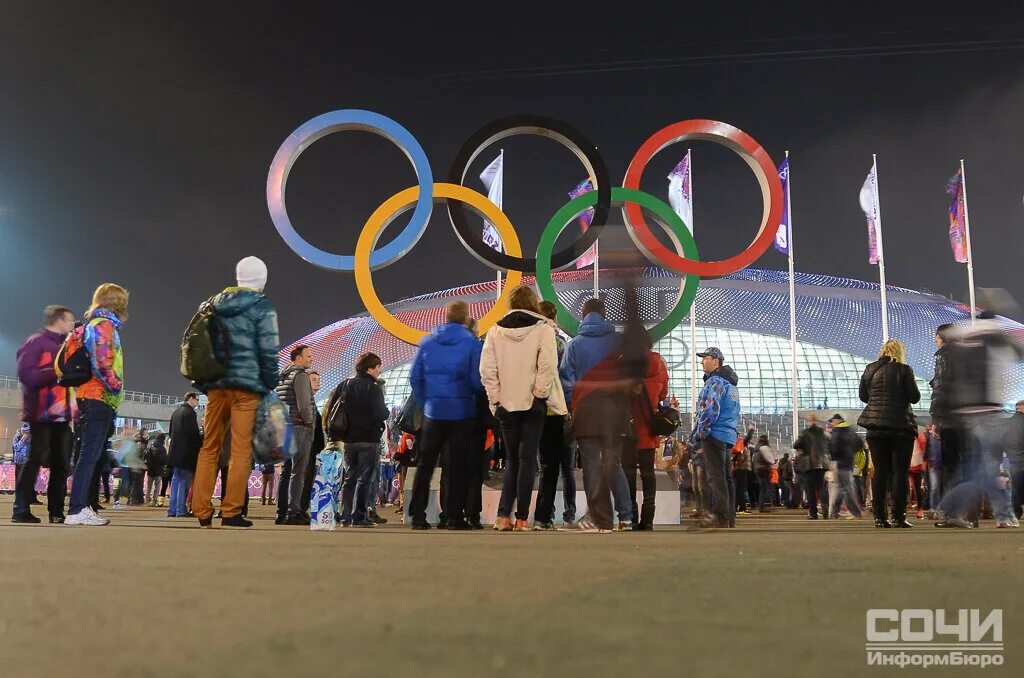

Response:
(190, 256), (280, 529)
(689, 346), (741, 529)
(407, 300), (483, 530)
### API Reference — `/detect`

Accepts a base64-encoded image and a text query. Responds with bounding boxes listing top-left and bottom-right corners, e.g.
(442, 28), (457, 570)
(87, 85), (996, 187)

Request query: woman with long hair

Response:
(480, 285), (566, 532)
(65, 283), (129, 526)
(857, 339), (921, 528)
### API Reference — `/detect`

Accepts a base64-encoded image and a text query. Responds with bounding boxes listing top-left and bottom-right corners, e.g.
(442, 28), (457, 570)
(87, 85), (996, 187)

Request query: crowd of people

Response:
(8, 257), (1024, 532)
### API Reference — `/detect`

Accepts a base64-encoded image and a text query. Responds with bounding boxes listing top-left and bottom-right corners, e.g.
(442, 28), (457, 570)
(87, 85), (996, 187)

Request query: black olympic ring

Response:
(446, 114), (611, 273)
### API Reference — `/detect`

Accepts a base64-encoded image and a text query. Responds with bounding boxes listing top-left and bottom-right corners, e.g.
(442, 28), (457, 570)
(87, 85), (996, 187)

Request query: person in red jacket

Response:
(622, 331), (669, 530)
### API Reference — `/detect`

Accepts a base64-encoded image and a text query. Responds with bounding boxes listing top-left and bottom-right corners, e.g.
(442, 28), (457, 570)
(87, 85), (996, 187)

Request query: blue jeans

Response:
(938, 412), (1012, 521)
(68, 400), (115, 516)
(340, 442), (377, 524)
(168, 468), (193, 517)
(577, 436), (625, 530)
(928, 466), (943, 510)
(830, 468), (862, 517)
(367, 445), (381, 516)
(611, 461), (633, 524)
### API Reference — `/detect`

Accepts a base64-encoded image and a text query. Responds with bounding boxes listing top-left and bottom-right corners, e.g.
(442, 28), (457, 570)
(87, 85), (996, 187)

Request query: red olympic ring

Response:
(621, 119), (784, 277)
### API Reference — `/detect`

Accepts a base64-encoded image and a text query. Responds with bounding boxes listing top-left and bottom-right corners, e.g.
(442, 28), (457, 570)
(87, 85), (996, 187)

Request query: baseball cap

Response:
(696, 347), (725, 362)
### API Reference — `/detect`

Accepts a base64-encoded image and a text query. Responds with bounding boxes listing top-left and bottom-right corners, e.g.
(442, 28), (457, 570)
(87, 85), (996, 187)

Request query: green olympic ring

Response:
(535, 187), (699, 343)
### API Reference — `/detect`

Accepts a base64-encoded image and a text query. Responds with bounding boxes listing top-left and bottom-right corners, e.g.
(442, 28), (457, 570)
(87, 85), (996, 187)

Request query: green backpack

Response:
(180, 299), (229, 383)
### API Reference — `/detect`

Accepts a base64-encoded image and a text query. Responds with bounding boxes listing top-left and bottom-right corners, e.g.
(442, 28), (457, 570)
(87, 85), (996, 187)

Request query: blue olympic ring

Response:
(266, 109), (434, 271)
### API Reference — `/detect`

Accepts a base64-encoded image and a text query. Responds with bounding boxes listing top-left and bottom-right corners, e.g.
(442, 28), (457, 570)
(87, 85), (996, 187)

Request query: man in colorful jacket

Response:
(66, 284), (128, 526)
(13, 305), (78, 524)
(688, 347), (741, 528)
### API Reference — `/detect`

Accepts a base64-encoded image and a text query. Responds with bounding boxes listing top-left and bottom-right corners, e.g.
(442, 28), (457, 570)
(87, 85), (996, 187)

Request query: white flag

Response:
(667, 156), (693, 233)
(859, 166), (882, 264)
(479, 153), (504, 252)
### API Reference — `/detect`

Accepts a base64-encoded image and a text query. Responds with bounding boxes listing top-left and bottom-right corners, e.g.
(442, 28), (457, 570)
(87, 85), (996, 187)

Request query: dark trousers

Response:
(804, 468), (827, 518)
(1010, 467), (1024, 520)
(940, 425), (964, 493)
(276, 458), (292, 521)
(496, 403), (546, 521)
(466, 428), (488, 523)
(340, 442), (378, 524)
(13, 422), (71, 518)
(301, 452), (317, 515)
(409, 418), (475, 525)
(867, 433), (915, 522)
(702, 437), (735, 525)
(621, 447), (656, 527)
(780, 479), (794, 507)
(534, 415), (575, 525)
(756, 467), (773, 511)
(68, 400), (115, 516)
(909, 470), (927, 510)
(733, 469), (751, 510)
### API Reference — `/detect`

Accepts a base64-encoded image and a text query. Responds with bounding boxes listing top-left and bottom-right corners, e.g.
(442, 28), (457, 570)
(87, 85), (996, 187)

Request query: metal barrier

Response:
(2, 376), (182, 407)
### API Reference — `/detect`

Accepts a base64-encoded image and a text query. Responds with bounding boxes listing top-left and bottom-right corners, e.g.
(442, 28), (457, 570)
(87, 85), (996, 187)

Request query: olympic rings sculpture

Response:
(267, 110), (784, 346)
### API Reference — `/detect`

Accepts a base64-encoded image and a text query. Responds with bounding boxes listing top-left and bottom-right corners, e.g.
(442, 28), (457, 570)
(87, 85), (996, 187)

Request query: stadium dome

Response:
(281, 268), (1024, 416)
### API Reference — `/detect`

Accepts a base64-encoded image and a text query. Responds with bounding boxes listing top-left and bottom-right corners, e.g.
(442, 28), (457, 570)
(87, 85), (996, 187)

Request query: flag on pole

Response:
(859, 165), (882, 264)
(569, 178), (598, 269)
(774, 158), (790, 254)
(479, 153), (504, 252)
(946, 168), (968, 263)
(667, 156), (693, 232)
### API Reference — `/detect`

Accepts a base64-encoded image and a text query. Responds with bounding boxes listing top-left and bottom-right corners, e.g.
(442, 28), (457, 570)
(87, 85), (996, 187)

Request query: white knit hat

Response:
(236, 256), (268, 292)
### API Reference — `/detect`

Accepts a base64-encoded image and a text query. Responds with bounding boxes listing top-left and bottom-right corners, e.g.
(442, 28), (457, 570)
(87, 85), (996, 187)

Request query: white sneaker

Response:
(112, 501), (127, 510)
(65, 508), (110, 526)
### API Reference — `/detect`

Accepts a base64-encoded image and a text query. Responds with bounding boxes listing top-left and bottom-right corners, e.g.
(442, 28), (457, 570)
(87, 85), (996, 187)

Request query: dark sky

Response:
(2, 2), (1024, 395)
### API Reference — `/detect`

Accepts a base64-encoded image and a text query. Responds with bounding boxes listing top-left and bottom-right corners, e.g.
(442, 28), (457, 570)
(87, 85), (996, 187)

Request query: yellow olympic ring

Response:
(355, 183), (523, 345)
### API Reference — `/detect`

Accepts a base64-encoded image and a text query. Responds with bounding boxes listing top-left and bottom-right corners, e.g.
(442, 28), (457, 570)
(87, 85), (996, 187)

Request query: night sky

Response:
(2, 2), (1023, 395)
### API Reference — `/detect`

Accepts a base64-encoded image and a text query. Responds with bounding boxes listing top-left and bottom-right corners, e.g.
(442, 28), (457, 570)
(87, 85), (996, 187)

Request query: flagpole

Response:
(785, 151), (799, 440)
(687, 148), (697, 418)
(873, 154), (889, 342)
(960, 158), (977, 327)
(496, 149), (504, 302)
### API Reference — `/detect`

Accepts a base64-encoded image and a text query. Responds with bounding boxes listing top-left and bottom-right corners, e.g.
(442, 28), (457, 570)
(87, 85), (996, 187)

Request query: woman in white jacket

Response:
(480, 285), (567, 532)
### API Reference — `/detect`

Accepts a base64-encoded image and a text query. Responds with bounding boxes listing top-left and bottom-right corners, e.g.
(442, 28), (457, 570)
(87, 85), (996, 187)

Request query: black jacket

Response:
(143, 440), (168, 474)
(330, 373), (389, 444)
(168, 403), (202, 471)
(793, 425), (829, 471)
(828, 423), (860, 470)
(929, 345), (951, 422)
(858, 357), (921, 434)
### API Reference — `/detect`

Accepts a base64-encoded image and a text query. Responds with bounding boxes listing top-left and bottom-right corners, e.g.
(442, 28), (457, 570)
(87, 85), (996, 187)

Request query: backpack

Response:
(180, 298), (229, 383)
(55, 325), (92, 387)
(252, 391), (296, 465)
(324, 380), (350, 442)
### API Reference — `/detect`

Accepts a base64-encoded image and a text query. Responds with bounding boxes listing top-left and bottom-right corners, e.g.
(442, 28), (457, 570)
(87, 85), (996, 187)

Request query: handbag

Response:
(639, 381), (680, 437)
(397, 392), (424, 435)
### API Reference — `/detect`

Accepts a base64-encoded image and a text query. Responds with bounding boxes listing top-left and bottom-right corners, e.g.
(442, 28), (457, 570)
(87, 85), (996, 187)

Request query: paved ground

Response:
(1, 495), (1021, 678)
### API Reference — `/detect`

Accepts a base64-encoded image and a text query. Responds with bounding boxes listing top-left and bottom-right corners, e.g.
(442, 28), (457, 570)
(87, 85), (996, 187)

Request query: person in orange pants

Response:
(189, 256), (281, 529)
